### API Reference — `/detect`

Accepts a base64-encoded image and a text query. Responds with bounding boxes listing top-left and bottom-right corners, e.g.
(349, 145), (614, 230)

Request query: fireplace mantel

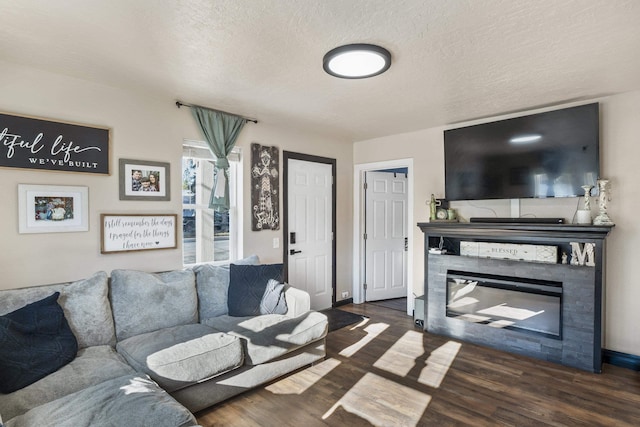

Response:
(418, 221), (613, 372)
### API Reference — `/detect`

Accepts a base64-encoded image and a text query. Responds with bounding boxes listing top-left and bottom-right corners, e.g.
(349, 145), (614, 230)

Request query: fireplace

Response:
(419, 222), (613, 373)
(446, 271), (562, 339)
(424, 250), (601, 372)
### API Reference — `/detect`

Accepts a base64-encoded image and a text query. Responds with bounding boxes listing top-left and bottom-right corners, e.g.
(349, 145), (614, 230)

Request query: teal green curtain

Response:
(190, 107), (246, 211)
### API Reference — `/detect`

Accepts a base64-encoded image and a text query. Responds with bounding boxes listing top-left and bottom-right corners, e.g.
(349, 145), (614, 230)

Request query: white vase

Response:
(593, 179), (614, 226)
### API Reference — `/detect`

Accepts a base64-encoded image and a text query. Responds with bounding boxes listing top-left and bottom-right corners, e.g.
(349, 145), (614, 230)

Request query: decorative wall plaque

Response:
(250, 143), (279, 230)
(460, 241), (558, 264)
(100, 214), (177, 253)
(0, 111), (110, 174)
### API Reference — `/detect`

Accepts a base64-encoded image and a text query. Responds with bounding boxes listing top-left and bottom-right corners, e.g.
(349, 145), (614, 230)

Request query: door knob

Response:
(290, 249), (302, 255)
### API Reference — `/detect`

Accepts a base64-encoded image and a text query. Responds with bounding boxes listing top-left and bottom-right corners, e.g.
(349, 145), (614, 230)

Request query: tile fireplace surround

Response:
(418, 222), (613, 373)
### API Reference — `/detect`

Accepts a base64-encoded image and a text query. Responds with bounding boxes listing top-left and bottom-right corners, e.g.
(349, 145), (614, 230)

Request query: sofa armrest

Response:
(283, 286), (311, 318)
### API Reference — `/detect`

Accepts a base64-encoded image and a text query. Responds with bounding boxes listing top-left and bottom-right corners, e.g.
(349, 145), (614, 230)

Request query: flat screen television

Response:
(444, 103), (600, 201)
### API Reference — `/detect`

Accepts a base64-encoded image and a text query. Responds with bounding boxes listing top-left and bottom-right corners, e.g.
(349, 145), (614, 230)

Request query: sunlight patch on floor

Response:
(265, 358), (341, 395)
(323, 372), (431, 426)
(373, 330), (424, 377)
(418, 341), (461, 388)
(350, 316), (370, 330)
(339, 322), (389, 358)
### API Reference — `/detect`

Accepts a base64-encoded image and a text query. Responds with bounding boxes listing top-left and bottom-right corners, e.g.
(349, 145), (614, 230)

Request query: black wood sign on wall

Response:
(0, 112), (110, 174)
(251, 143), (280, 231)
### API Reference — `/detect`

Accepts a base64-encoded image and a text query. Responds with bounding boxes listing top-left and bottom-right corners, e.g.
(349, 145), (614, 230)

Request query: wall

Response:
(353, 92), (640, 356)
(0, 61), (353, 303)
(234, 123), (354, 302)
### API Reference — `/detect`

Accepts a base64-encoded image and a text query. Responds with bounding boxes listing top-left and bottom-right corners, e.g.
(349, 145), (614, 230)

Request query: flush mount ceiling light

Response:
(323, 44), (392, 79)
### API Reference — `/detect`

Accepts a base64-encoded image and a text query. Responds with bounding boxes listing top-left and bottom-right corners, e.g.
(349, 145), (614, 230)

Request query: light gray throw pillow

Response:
(261, 279), (288, 315)
(0, 272), (115, 348)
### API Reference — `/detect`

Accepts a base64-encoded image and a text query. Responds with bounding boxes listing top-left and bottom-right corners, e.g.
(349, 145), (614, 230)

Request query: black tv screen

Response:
(444, 103), (600, 201)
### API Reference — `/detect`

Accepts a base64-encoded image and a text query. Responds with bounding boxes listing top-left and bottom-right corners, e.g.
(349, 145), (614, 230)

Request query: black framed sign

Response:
(251, 143), (280, 231)
(0, 111), (110, 174)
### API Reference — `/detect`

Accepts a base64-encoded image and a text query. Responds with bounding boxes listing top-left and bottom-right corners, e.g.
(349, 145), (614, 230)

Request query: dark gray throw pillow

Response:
(228, 263), (284, 316)
(0, 292), (78, 394)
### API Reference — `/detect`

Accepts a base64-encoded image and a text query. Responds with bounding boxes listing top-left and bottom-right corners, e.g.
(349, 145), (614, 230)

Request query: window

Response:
(182, 141), (242, 265)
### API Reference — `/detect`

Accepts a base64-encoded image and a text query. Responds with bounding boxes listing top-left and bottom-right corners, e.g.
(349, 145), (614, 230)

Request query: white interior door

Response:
(365, 171), (408, 301)
(287, 159), (333, 310)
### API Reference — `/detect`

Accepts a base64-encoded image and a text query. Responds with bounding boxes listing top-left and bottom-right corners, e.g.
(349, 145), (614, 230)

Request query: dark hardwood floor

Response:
(364, 297), (407, 312)
(196, 303), (640, 426)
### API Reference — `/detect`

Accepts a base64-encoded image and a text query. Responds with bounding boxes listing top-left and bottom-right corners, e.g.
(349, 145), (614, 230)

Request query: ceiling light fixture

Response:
(323, 44), (392, 79)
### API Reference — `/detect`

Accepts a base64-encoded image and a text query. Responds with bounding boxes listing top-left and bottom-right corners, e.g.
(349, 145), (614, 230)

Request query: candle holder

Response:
(576, 185), (593, 224)
(593, 179), (614, 226)
(581, 185), (593, 211)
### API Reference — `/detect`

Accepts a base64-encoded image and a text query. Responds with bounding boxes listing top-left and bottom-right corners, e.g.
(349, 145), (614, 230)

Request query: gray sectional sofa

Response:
(0, 257), (328, 426)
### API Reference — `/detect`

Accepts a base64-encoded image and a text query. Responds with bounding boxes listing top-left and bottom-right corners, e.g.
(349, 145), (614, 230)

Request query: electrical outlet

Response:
(273, 237), (279, 249)
(341, 291), (349, 298)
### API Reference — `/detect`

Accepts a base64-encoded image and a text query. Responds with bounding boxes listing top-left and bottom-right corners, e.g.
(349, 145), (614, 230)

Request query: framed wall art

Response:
(101, 214), (177, 254)
(18, 184), (89, 233)
(119, 158), (170, 201)
(1, 111), (110, 174)
(250, 143), (280, 230)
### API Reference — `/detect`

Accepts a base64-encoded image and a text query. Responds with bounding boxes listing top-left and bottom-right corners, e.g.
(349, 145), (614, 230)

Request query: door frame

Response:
(353, 158), (414, 315)
(283, 151), (337, 306)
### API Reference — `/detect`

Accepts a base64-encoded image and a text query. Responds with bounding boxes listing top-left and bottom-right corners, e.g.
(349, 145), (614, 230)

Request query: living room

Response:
(2, 1), (640, 426)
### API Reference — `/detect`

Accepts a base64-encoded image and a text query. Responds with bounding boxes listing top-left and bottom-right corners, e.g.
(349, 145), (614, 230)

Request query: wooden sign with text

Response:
(101, 214), (177, 254)
(0, 111), (110, 174)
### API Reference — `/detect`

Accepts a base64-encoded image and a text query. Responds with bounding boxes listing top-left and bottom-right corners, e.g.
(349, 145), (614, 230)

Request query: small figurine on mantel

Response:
(429, 194), (437, 221)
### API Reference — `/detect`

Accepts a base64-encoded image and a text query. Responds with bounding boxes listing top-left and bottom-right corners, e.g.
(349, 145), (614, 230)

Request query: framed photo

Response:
(119, 158), (170, 201)
(101, 214), (177, 254)
(18, 184), (89, 233)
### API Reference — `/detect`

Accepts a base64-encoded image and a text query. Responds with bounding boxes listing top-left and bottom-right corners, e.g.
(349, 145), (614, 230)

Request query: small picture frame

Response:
(101, 214), (177, 254)
(18, 184), (89, 233)
(119, 158), (170, 201)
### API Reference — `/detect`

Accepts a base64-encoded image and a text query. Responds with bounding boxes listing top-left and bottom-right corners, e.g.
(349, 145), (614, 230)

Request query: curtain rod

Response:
(175, 101), (258, 124)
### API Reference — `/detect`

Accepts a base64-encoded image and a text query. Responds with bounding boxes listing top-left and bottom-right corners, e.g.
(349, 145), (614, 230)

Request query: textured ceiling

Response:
(2, 0), (640, 141)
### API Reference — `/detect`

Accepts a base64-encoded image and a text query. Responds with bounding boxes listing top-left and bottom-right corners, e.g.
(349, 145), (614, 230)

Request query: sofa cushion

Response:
(0, 345), (134, 422)
(0, 272), (115, 348)
(261, 279), (288, 315)
(116, 323), (244, 393)
(193, 255), (261, 319)
(193, 264), (231, 319)
(228, 263), (284, 317)
(0, 292), (78, 394)
(4, 374), (197, 427)
(110, 269), (198, 341)
(203, 311), (328, 365)
(232, 254), (261, 266)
